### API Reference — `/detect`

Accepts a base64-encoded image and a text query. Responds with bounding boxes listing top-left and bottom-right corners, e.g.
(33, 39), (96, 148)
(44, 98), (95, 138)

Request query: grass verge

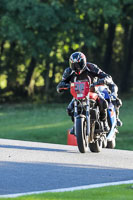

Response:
(115, 97), (133, 150)
(0, 184), (133, 200)
(0, 96), (133, 150)
(0, 103), (72, 144)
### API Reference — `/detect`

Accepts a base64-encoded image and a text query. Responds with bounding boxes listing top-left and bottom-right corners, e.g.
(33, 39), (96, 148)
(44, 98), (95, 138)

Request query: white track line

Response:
(0, 180), (133, 198)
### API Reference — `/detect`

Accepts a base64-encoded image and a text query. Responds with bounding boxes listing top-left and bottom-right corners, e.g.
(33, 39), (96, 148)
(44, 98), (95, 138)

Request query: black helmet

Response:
(69, 52), (86, 74)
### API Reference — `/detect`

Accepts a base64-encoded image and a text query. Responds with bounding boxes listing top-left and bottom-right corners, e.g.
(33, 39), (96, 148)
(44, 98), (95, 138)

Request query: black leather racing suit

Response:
(57, 62), (121, 122)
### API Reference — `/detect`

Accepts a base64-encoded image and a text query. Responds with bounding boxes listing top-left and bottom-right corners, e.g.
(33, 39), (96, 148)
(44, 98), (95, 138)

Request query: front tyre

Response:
(76, 117), (88, 153)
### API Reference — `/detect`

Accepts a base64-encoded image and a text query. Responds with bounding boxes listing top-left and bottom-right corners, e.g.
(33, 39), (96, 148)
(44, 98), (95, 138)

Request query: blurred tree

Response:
(0, 0), (61, 99)
(120, 0), (133, 92)
(0, 0), (133, 102)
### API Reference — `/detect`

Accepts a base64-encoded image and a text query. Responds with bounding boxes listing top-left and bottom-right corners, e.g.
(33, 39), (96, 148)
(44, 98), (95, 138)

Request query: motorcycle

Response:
(62, 79), (118, 153)
(70, 80), (105, 153)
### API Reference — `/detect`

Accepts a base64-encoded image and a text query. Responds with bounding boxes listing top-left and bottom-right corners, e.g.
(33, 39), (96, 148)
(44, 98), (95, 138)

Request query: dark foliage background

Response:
(0, 0), (133, 103)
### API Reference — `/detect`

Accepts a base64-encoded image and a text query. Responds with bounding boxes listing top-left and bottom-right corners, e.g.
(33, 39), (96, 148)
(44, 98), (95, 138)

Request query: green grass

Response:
(0, 103), (72, 145)
(0, 97), (133, 150)
(115, 97), (133, 150)
(0, 184), (133, 200)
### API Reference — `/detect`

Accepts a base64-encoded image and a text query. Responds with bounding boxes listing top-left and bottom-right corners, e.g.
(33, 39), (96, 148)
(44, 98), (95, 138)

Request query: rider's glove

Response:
(57, 87), (63, 93)
(57, 82), (69, 93)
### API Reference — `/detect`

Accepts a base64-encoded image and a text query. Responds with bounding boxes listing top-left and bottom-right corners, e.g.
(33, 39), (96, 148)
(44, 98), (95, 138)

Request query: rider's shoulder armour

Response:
(86, 62), (101, 74)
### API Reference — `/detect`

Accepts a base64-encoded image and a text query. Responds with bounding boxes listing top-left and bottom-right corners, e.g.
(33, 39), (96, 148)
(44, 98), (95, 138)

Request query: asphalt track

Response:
(0, 139), (133, 196)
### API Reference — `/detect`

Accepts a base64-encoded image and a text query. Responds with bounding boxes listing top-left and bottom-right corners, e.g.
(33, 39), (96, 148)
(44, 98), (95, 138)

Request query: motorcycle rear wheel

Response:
(76, 117), (88, 153)
(107, 136), (116, 149)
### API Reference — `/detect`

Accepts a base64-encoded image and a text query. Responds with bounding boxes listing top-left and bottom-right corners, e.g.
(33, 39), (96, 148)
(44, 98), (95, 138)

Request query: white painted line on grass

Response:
(0, 180), (133, 198)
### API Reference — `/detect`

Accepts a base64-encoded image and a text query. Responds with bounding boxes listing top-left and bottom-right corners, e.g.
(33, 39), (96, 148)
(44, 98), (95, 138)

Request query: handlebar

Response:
(59, 79), (105, 92)
(60, 81), (104, 91)
(59, 83), (70, 91)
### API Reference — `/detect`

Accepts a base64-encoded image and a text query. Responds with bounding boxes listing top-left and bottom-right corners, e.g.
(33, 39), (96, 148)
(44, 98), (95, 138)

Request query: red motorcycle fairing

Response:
(89, 92), (99, 101)
(70, 81), (99, 101)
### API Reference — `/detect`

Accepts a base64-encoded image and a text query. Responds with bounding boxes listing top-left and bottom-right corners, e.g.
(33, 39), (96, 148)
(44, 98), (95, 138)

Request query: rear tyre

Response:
(76, 117), (88, 153)
(107, 136), (116, 149)
(89, 139), (102, 153)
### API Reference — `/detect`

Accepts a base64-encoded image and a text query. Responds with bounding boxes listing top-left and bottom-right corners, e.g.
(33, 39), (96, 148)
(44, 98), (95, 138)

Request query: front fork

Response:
(74, 98), (90, 136)
(74, 100), (78, 135)
(86, 98), (90, 136)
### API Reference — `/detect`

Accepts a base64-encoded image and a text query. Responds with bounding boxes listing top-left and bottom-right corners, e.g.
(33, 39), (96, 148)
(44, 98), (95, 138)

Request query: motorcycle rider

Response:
(57, 52), (122, 134)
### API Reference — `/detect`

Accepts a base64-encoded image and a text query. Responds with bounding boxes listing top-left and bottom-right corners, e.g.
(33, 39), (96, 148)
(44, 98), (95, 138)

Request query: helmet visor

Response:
(71, 62), (83, 73)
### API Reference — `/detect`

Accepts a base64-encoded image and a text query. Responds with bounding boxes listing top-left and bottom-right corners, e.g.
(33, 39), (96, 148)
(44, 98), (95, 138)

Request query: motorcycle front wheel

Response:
(76, 117), (88, 153)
